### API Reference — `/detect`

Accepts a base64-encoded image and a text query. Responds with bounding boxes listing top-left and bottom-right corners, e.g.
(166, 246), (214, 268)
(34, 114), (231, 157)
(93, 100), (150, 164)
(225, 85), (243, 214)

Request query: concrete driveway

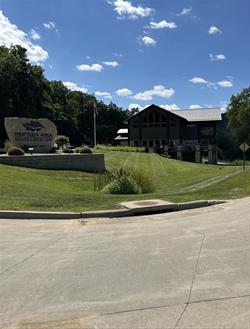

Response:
(0, 198), (249, 328)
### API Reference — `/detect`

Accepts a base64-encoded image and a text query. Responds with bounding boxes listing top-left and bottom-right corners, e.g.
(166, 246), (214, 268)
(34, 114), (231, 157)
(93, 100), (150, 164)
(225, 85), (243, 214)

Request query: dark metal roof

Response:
(128, 104), (222, 122)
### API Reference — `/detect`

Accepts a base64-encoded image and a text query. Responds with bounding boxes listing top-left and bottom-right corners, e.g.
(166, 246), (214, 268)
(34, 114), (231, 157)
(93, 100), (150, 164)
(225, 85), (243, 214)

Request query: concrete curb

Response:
(0, 200), (225, 220)
(81, 200), (225, 219)
(0, 211), (80, 220)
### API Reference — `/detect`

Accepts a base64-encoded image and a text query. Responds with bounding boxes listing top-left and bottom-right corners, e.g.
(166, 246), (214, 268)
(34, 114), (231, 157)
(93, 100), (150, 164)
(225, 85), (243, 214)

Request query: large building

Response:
(128, 104), (222, 163)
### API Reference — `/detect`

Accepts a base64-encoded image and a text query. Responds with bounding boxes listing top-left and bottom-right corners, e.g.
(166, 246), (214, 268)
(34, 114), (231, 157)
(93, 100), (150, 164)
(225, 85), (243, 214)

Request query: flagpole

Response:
(93, 102), (97, 148)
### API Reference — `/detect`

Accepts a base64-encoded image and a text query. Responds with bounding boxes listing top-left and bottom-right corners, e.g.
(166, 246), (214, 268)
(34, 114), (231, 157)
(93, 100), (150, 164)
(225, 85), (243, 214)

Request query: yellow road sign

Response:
(240, 143), (249, 152)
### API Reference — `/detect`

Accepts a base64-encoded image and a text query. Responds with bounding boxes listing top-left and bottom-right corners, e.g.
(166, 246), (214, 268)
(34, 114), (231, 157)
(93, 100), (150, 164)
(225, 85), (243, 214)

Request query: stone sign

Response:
(4, 117), (57, 153)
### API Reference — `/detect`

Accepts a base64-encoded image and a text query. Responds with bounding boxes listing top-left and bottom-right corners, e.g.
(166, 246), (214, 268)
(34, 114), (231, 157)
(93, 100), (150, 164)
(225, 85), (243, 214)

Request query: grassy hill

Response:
(0, 152), (249, 211)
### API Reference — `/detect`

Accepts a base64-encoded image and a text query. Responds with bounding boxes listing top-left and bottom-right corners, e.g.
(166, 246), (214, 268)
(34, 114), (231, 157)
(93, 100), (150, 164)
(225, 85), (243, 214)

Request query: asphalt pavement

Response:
(0, 197), (249, 328)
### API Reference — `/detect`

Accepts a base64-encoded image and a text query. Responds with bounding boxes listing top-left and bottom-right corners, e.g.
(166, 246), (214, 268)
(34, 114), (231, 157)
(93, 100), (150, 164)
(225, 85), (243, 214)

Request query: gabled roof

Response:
(128, 104), (222, 122)
(114, 136), (128, 141)
(171, 108), (222, 122)
(117, 128), (128, 134)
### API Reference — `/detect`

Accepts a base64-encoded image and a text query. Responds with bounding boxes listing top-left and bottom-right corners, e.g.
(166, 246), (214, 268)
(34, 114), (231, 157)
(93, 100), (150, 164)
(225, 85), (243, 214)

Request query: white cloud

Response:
(217, 80), (233, 88)
(76, 63), (103, 72)
(190, 76), (233, 89)
(133, 85), (175, 101)
(30, 29), (40, 40)
(189, 104), (202, 109)
(128, 103), (143, 111)
(210, 53), (226, 61)
(190, 77), (209, 84)
(95, 91), (112, 99)
(111, 0), (153, 19)
(102, 61), (119, 67)
(142, 36), (156, 46)
(43, 21), (56, 29)
(208, 25), (222, 34)
(114, 52), (123, 57)
(149, 20), (177, 29)
(63, 81), (87, 93)
(160, 104), (180, 111)
(0, 10), (48, 63)
(189, 76), (216, 88)
(220, 101), (228, 112)
(116, 88), (133, 97)
(177, 7), (192, 16)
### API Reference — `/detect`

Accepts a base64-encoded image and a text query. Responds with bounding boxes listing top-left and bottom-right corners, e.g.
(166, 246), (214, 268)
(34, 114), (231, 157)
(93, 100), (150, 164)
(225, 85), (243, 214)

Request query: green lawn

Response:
(0, 152), (249, 211)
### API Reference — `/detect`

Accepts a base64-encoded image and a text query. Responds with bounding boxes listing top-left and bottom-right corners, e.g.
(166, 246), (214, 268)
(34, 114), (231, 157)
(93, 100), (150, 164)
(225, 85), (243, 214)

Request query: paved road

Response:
(0, 198), (249, 329)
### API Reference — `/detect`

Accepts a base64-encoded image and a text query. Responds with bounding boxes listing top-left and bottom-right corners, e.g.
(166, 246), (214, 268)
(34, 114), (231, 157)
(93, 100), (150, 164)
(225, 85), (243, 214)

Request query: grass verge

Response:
(0, 152), (249, 211)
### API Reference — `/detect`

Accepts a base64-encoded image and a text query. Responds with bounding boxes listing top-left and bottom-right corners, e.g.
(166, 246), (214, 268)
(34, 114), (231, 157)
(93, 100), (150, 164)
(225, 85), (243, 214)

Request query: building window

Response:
(134, 140), (139, 146)
(142, 140), (147, 147)
(149, 140), (153, 147)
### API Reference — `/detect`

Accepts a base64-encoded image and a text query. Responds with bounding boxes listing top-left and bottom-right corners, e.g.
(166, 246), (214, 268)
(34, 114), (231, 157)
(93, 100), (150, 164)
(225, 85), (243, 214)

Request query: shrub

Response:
(4, 140), (13, 152)
(95, 144), (146, 153)
(75, 147), (92, 154)
(94, 170), (113, 191)
(103, 176), (141, 194)
(55, 135), (69, 148)
(129, 169), (155, 193)
(8, 147), (25, 156)
(94, 167), (154, 194)
(63, 148), (74, 153)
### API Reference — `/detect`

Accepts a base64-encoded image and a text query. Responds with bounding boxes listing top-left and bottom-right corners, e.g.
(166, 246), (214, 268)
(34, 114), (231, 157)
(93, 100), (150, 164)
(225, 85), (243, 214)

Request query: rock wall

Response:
(0, 154), (105, 172)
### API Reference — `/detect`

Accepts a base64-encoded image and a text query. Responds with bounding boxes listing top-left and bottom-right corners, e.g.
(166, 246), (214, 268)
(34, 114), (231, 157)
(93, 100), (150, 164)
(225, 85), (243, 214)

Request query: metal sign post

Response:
(239, 143), (249, 171)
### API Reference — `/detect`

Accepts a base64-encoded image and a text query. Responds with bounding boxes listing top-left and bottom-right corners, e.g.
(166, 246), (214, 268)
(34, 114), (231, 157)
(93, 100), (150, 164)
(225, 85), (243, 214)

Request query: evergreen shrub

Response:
(8, 147), (25, 155)
(63, 148), (74, 153)
(94, 167), (155, 195)
(75, 147), (92, 154)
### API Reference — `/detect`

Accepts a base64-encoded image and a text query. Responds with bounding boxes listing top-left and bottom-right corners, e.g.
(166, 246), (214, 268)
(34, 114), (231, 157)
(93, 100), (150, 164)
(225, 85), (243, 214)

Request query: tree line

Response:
(0, 45), (249, 159)
(0, 45), (129, 147)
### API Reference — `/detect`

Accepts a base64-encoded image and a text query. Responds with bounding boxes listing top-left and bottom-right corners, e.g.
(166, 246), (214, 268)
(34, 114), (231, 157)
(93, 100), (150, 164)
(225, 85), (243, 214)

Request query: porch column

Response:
(177, 145), (183, 161)
(195, 144), (201, 163)
(208, 145), (217, 164)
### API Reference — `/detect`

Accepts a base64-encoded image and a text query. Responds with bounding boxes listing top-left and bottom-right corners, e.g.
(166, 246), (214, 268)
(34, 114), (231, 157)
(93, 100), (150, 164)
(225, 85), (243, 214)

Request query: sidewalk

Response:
(0, 199), (224, 220)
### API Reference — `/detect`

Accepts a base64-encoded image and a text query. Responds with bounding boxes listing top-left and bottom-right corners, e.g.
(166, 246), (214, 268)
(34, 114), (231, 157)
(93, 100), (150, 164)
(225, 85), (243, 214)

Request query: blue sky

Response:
(0, 0), (249, 111)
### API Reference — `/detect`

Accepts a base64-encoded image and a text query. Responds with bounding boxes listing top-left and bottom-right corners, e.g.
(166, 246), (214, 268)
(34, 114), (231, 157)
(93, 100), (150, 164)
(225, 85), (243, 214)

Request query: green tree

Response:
(0, 45), (47, 143)
(227, 87), (250, 144)
(0, 45), (129, 147)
